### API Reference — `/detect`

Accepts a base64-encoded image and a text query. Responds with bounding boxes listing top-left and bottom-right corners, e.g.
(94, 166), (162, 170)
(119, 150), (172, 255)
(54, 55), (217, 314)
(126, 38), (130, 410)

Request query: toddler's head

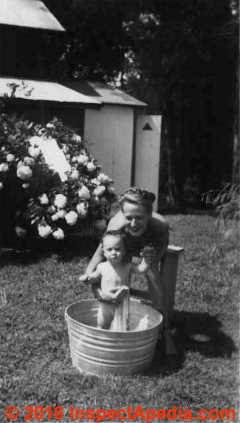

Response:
(102, 230), (126, 264)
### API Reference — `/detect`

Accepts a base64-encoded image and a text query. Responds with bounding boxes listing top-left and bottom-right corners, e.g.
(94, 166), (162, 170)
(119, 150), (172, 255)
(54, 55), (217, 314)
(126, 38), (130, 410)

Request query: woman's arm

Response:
(151, 212), (170, 260)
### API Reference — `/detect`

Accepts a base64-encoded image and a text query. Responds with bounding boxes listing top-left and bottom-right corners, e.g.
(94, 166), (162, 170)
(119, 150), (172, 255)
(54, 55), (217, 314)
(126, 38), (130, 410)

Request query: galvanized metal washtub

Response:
(65, 298), (162, 376)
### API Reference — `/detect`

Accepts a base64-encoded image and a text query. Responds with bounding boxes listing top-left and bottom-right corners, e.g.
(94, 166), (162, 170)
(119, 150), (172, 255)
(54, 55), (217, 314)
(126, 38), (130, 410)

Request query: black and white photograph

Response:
(0, 0), (239, 422)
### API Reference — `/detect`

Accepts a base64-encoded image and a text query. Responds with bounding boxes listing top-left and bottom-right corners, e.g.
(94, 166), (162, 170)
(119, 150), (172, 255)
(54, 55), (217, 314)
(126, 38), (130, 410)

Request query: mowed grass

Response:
(0, 215), (239, 422)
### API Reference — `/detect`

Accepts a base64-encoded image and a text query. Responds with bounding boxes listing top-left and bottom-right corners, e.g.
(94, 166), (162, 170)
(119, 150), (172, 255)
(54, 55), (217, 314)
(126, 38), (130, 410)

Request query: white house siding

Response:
(84, 105), (134, 194)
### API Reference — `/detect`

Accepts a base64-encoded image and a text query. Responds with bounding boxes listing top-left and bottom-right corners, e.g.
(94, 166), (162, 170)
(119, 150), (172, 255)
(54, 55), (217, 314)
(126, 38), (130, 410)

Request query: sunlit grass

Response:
(0, 215), (239, 421)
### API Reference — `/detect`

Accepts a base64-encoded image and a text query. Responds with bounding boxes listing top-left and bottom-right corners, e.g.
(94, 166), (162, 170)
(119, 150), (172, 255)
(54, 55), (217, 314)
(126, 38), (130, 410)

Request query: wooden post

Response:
(161, 245), (184, 320)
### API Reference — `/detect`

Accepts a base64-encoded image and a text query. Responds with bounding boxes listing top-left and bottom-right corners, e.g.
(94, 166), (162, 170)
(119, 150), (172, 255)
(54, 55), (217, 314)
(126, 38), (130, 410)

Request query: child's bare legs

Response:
(97, 302), (115, 329)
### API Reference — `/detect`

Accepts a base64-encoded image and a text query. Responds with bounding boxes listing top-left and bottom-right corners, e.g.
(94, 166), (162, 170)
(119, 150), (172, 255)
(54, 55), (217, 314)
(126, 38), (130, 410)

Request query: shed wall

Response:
(84, 105), (134, 194)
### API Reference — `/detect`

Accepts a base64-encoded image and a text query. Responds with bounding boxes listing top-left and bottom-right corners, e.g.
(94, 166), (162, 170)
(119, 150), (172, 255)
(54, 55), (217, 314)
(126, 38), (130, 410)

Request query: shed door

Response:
(134, 115), (162, 209)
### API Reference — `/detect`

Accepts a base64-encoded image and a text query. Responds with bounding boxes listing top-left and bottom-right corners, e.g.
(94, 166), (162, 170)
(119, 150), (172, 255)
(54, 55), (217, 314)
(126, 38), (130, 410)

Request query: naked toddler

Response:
(79, 230), (152, 329)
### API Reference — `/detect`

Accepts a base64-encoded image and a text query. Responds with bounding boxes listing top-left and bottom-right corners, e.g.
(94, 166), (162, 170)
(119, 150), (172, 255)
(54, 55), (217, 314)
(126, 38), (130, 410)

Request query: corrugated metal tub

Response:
(65, 298), (162, 376)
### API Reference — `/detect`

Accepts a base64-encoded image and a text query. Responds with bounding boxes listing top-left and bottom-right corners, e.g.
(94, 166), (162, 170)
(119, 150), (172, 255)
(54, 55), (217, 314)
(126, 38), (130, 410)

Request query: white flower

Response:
(76, 202), (88, 217)
(17, 165), (32, 181)
(24, 156), (35, 167)
(29, 135), (42, 146)
(71, 156), (78, 163)
(56, 209), (66, 219)
(65, 211), (78, 226)
(28, 146), (41, 158)
(22, 183), (30, 189)
(72, 134), (81, 143)
(39, 193), (49, 205)
(52, 228), (64, 240)
(0, 163), (9, 172)
(51, 213), (59, 222)
(37, 224), (52, 238)
(94, 219), (107, 232)
(93, 185), (106, 197)
(97, 173), (111, 184)
(46, 122), (54, 129)
(54, 194), (67, 209)
(77, 154), (88, 165)
(78, 185), (91, 200)
(86, 162), (96, 172)
(6, 153), (15, 162)
(70, 169), (79, 180)
(15, 226), (27, 238)
(91, 178), (100, 186)
(0, 182), (3, 190)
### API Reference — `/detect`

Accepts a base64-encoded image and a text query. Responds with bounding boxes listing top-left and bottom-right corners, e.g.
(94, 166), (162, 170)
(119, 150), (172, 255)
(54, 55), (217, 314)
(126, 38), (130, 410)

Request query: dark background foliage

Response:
(1, 0), (238, 208)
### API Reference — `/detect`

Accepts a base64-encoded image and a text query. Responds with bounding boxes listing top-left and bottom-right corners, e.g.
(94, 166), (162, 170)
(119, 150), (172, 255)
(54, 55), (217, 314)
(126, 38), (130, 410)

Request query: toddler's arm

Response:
(79, 268), (101, 285)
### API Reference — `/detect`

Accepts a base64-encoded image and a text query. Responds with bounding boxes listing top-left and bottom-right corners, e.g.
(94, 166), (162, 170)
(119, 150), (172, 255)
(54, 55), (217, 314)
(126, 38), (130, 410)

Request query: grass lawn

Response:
(0, 215), (239, 422)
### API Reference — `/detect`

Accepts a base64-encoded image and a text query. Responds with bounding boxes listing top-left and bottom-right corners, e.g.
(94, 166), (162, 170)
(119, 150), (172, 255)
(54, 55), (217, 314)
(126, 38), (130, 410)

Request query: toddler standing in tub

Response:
(79, 230), (154, 330)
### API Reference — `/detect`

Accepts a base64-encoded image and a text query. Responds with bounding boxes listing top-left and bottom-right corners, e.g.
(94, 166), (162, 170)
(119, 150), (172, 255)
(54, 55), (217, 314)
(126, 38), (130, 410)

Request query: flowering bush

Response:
(0, 115), (116, 243)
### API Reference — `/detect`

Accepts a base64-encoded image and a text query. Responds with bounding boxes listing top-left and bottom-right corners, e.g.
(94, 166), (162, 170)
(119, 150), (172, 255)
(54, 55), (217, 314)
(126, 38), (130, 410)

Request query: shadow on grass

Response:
(145, 310), (237, 377)
(0, 236), (99, 266)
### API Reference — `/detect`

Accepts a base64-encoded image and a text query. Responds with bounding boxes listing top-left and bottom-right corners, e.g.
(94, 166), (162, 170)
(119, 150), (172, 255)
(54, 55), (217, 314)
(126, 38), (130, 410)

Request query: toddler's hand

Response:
(79, 274), (89, 284)
(138, 258), (149, 272)
(141, 246), (156, 267)
(98, 290), (118, 303)
(99, 286), (129, 304)
(111, 286), (129, 304)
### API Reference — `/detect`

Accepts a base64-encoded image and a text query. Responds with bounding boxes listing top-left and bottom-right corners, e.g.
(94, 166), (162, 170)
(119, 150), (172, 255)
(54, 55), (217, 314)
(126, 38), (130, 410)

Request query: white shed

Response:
(66, 81), (162, 205)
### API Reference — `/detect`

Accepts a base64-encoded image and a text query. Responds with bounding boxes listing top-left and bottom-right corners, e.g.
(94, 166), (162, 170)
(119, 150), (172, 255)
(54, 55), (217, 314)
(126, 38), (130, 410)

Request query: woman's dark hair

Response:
(119, 187), (155, 214)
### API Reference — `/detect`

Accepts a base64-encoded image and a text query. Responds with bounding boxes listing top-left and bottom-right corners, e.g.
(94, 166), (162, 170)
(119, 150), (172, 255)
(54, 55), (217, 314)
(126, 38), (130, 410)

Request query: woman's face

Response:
(122, 201), (151, 236)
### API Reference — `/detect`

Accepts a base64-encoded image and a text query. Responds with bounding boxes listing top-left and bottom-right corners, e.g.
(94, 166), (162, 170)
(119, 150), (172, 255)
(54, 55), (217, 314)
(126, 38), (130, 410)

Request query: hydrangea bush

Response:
(0, 114), (116, 244)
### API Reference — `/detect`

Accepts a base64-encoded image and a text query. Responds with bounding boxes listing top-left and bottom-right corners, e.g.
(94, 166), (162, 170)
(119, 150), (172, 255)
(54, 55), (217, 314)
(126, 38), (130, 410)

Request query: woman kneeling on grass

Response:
(81, 187), (176, 354)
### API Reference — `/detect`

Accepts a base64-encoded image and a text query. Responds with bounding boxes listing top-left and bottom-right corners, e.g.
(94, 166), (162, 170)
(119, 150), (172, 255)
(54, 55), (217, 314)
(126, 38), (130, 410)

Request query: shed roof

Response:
(0, 77), (100, 105)
(0, 0), (65, 31)
(64, 81), (147, 107)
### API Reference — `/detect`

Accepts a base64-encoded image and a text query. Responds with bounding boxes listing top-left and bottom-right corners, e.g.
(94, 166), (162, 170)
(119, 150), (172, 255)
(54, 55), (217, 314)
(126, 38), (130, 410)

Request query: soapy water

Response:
(132, 314), (149, 331)
(109, 294), (150, 332)
(110, 312), (150, 332)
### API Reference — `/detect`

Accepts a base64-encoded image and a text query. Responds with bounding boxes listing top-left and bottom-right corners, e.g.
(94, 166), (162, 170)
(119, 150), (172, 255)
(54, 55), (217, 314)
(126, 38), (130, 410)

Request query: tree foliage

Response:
(5, 0), (238, 207)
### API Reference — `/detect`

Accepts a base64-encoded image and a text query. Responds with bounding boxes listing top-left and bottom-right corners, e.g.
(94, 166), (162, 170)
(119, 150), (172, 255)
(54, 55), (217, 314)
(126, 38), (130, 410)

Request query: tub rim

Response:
(65, 298), (163, 335)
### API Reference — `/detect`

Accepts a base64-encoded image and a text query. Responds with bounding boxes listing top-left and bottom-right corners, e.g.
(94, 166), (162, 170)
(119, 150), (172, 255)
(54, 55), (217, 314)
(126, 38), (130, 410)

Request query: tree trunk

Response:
(232, 50), (239, 185)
